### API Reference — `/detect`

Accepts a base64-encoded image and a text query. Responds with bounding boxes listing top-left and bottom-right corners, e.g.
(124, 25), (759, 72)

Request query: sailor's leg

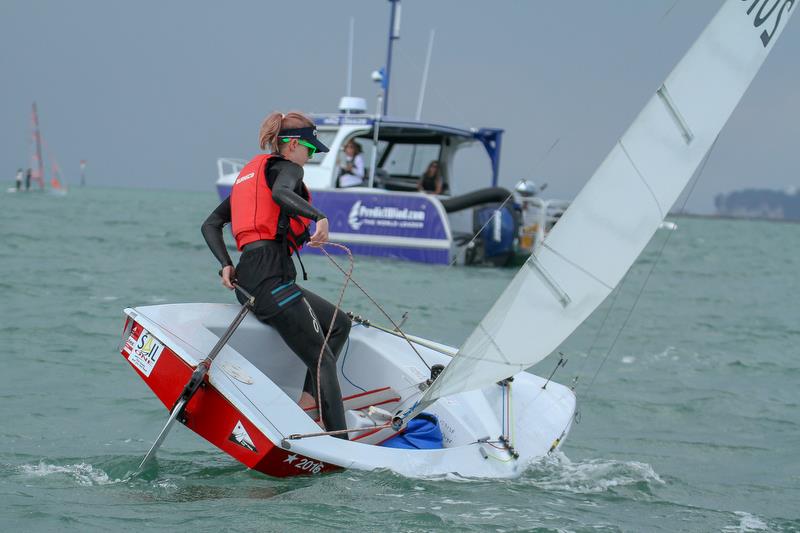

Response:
(296, 288), (351, 414)
(265, 298), (348, 439)
(298, 287), (352, 360)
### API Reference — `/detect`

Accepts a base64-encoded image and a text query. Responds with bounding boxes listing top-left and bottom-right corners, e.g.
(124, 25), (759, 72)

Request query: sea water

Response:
(0, 188), (798, 532)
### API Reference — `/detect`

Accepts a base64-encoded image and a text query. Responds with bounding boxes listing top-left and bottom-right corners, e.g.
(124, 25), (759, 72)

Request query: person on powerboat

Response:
(201, 111), (350, 439)
(337, 139), (365, 188)
(417, 160), (443, 195)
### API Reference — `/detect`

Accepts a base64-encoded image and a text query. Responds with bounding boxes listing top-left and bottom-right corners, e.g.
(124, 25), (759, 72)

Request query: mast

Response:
(346, 16), (355, 96)
(31, 102), (45, 189)
(382, 0), (401, 116)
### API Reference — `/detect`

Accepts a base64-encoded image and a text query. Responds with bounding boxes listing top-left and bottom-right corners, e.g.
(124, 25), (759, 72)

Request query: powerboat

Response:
(216, 109), (565, 266)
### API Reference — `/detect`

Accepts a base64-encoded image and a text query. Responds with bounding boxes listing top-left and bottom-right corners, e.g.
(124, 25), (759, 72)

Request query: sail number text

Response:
(742, 0), (795, 47)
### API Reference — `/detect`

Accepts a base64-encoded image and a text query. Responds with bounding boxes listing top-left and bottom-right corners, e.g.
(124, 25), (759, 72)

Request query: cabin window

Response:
(450, 141), (493, 195)
(383, 143), (441, 176)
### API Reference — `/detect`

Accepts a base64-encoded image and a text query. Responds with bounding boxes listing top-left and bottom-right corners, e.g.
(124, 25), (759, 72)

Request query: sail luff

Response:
(400, 0), (796, 423)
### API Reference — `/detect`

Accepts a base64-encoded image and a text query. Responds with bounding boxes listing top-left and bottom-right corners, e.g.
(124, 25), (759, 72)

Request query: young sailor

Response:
(202, 111), (350, 439)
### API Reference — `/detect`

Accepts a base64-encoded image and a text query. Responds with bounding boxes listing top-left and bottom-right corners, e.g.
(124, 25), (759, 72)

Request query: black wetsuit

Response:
(202, 157), (350, 438)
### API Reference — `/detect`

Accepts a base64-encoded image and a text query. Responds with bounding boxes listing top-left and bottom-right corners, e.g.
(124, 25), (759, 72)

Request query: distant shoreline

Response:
(668, 212), (800, 224)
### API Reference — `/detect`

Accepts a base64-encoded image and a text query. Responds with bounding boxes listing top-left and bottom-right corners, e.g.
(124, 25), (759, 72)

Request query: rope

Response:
(310, 242), (354, 427)
(288, 421), (395, 440)
(309, 241), (434, 428)
(318, 244), (432, 371)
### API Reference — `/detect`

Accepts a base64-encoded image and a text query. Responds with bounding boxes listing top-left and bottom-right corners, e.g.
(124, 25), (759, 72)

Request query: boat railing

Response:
(522, 197), (571, 252)
(217, 158), (247, 181)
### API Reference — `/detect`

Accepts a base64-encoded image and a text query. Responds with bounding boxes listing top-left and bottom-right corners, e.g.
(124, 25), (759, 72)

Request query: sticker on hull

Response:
(229, 420), (257, 452)
(127, 329), (164, 377)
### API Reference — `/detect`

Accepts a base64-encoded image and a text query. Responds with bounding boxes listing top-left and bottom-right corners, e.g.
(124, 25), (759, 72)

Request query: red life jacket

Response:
(230, 154), (312, 252)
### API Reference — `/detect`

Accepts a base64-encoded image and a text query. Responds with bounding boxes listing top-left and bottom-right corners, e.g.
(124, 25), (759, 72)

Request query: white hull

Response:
(120, 303), (576, 478)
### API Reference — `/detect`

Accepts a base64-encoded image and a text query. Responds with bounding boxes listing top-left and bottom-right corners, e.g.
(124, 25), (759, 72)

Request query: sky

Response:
(1, 0), (798, 213)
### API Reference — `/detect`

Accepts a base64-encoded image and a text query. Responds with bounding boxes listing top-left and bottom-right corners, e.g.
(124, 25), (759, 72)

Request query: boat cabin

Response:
(300, 114), (503, 196)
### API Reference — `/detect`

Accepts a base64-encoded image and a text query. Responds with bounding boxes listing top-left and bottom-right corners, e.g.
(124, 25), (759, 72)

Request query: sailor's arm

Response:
(270, 162), (326, 222)
(201, 196), (234, 267)
(271, 162), (329, 245)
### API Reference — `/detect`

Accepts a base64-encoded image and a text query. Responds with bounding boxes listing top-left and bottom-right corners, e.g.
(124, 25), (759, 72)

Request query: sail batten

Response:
(656, 84), (695, 145)
(400, 0), (796, 423)
(540, 243), (615, 292)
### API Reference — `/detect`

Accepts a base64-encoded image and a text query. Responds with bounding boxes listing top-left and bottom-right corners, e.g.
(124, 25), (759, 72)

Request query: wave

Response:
(18, 461), (121, 486)
(722, 511), (769, 532)
(15, 453), (239, 490)
(522, 452), (664, 495)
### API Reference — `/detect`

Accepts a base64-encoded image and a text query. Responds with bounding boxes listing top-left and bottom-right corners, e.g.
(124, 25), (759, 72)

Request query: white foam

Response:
(722, 511), (768, 532)
(19, 461), (120, 486)
(654, 346), (677, 360)
(88, 295), (119, 301)
(154, 479), (178, 490)
(525, 452), (664, 494)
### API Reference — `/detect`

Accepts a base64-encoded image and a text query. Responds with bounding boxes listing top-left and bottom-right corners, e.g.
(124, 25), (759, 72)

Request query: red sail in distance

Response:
(30, 102), (45, 189)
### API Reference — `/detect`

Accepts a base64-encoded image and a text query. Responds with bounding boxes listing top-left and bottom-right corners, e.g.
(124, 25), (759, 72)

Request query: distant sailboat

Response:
(27, 102), (69, 196)
(49, 160), (68, 196)
(8, 103), (47, 194)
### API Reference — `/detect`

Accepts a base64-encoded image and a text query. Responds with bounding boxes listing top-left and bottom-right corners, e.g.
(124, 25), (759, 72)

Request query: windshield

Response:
(305, 129), (339, 164)
(383, 143), (441, 176)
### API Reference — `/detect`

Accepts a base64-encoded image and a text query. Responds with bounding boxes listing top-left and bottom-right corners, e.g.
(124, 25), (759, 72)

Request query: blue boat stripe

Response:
(278, 292), (302, 307)
(271, 282), (294, 295)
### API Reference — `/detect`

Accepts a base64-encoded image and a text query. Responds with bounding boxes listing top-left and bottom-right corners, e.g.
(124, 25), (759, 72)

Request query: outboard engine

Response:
(465, 202), (521, 267)
(440, 187), (522, 267)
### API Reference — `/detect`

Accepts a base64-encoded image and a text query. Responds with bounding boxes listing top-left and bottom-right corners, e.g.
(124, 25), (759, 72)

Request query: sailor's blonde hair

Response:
(258, 111), (315, 153)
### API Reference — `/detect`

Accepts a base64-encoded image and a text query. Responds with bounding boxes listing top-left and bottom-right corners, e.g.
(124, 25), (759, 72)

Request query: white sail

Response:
(403, 0), (796, 419)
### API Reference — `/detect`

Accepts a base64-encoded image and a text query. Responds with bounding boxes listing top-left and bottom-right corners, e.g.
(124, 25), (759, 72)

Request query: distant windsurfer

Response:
(15, 168), (23, 191)
(25, 168), (32, 191)
(202, 111), (350, 439)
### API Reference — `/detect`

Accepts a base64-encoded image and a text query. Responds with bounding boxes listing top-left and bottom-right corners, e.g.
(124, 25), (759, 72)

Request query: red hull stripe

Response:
(121, 319), (341, 477)
(303, 386), (401, 420)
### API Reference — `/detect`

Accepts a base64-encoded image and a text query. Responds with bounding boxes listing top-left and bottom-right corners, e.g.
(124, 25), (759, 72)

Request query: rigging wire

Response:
(446, 137), (562, 268)
(570, 278), (626, 390)
(317, 243), (432, 371)
(577, 134), (720, 399)
(661, 0), (682, 21)
(447, 191), (514, 267)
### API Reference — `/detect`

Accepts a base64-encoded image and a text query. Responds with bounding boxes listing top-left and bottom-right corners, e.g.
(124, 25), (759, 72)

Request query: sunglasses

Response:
(281, 137), (317, 157)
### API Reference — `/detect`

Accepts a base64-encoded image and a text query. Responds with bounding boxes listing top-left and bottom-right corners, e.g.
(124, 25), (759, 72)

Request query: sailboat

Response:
(8, 103), (68, 195)
(48, 160), (68, 196)
(119, 0), (795, 478)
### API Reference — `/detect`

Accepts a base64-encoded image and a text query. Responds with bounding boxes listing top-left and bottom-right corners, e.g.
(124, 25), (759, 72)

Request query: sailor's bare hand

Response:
(309, 218), (329, 247)
(221, 265), (236, 290)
